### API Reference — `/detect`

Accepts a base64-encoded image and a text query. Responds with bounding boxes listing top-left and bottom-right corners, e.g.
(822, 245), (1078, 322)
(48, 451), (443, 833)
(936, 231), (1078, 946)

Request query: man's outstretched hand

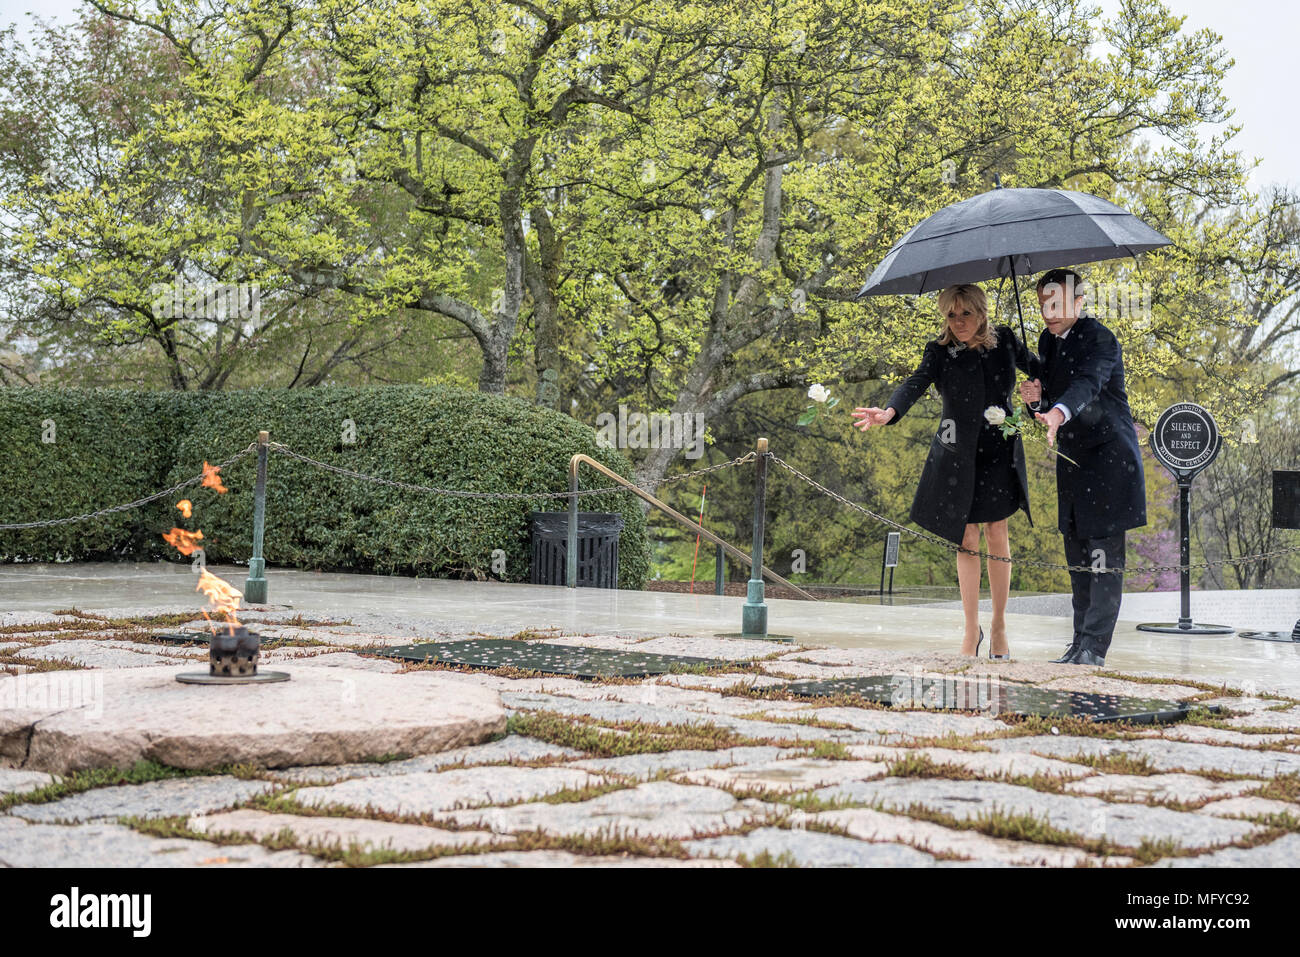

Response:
(852, 407), (895, 431)
(1035, 407), (1066, 446)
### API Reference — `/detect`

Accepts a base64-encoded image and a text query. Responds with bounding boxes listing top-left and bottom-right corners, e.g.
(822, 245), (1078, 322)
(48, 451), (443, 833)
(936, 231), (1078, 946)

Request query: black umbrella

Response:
(854, 185), (1173, 342)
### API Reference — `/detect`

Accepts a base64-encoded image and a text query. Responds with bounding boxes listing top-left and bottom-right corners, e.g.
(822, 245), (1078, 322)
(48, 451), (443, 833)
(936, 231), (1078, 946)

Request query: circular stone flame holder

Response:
(176, 625), (289, 685)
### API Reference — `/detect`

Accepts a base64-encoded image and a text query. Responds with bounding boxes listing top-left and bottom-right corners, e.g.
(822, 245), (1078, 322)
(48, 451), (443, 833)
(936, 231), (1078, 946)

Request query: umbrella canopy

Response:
(854, 187), (1172, 299)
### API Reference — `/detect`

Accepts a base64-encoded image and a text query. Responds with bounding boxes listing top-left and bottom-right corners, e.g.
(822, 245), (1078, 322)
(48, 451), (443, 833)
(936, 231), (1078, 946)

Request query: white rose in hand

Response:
(983, 406), (1006, 426)
(798, 383), (839, 426)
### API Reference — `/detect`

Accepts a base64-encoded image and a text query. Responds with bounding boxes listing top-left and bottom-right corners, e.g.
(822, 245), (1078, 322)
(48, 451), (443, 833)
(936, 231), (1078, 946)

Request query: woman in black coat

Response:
(853, 284), (1034, 659)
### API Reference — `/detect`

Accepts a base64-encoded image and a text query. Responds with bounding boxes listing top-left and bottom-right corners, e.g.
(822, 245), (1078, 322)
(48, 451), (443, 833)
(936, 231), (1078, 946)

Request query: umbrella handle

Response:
(1008, 257), (1028, 346)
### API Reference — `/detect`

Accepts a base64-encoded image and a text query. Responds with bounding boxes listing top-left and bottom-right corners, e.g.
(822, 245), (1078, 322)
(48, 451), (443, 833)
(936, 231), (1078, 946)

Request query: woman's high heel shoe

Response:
(970, 626), (984, 658)
(989, 628), (1010, 660)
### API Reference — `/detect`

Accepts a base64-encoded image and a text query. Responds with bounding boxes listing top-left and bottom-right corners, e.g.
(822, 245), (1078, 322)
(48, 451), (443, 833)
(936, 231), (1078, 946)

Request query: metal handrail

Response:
(566, 453), (817, 601)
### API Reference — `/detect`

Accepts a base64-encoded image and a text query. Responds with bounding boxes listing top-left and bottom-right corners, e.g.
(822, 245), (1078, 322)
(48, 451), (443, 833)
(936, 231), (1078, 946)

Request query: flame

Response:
(176, 499), (193, 518)
(162, 526), (204, 556)
(196, 567), (242, 636)
(201, 461), (228, 494)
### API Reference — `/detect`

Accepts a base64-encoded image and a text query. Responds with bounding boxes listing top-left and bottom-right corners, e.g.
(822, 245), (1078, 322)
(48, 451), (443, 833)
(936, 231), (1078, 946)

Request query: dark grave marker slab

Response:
(377, 639), (751, 679)
(779, 676), (1206, 725)
(149, 631), (211, 645)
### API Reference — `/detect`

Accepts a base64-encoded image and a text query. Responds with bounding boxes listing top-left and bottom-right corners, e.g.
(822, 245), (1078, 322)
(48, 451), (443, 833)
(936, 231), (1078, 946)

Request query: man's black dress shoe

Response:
(1050, 641), (1081, 664)
(1071, 647), (1106, 667)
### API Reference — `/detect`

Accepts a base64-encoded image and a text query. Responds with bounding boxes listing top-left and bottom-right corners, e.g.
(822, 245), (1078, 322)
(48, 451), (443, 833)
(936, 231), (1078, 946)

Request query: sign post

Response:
(1136, 403), (1233, 635)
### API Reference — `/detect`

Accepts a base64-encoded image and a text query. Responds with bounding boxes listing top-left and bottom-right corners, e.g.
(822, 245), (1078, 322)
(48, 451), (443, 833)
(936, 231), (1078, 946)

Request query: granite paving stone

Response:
(565, 746), (798, 779)
(813, 807), (1131, 867)
(0, 817), (324, 867)
(1135, 724), (1293, 747)
(9, 775), (277, 823)
(677, 758), (889, 793)
(683, 826), (943, 867)
(1036, 675), (1204, 700)
(437, 780), (777, 839)
(1154, 833), (1300, 867)
(383, 850), (739, 868)
(651, 674), (790, 691)
(1, 666), (507, 774)
(501, 691), (1002, 745)
(499, 691), (852, 742)
(291, 765), (605, 815)
(1197, 696), (1298, 714)
(780, 706), (1004, 739)
(811, 778), (1261, 850)
(984, 735), (1300, 777)
(1222, 708), (1300, 732)
(0, 768), (54, 796)
(541, 634), (793, 659)
(265, 734), (582, 784)
(187, 809), (501, 854)
(14, 641), (179, 668)
(549, 683), (811, 716)
(1063, 773), (1261, 804)
(1193, 796), (1300, 819)
(844, 745), (1095, 779)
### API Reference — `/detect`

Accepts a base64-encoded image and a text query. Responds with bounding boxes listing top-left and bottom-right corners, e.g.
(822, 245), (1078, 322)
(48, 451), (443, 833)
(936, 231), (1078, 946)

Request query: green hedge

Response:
(0, 386), (649, 589)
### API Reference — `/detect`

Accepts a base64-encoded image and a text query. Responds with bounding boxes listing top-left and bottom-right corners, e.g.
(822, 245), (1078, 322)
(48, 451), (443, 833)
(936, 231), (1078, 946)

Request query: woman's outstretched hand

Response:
(852, 407), (895, 431)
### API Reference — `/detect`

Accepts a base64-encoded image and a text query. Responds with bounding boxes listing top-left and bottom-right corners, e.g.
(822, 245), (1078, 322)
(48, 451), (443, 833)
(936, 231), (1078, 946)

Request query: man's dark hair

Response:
(1036, 268), (1086, 298)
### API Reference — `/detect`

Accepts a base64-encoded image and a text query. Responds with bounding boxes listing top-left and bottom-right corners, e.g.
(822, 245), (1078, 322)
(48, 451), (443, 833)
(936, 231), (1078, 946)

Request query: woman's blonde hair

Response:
(936, 284), (997, 351)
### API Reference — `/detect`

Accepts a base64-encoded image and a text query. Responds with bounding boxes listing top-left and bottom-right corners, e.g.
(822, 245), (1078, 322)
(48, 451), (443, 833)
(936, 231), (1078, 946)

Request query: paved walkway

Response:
(1, 571), (1298, 868)
(2, 563), (1297, 695)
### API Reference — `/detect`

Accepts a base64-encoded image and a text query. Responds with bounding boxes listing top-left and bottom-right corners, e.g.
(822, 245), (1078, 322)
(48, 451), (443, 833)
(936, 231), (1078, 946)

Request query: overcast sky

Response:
(1, 0), (1294, 193)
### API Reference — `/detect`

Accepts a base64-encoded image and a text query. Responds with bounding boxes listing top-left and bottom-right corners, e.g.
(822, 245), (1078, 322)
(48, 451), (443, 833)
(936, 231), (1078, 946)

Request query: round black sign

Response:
(1150, 402), (1220, 477)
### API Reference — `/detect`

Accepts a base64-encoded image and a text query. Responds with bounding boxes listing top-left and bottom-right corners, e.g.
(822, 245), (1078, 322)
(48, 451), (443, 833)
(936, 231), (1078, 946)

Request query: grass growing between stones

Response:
(735, 850), (800, 867)
(454, 778), (633, 810)
(1245, 811), (1300, 833)
(0, 653), (90, 674)
(1250, 772), (1300, 803)
(882, 752), (1072, 795)
(506, 711), (768, 757)
(122, 815), (696, 865)
(735, 711), (859, 731)
(1065, 751), (1159, 775)
(0, 759), (260, 812)
(1179, 708), (1300, 738)
(718, 681), (883, 709)
(882, 800), (1244, 864)
(992, 714), (1151, 738)
(1103, 672), (1244, 697)
(886, 752), (979, 780)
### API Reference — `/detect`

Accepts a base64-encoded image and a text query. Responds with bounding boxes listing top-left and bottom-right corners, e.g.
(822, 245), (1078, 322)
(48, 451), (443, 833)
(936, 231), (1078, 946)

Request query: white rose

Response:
(807, 383), (829, 403)
(983, 406), (1006, 426)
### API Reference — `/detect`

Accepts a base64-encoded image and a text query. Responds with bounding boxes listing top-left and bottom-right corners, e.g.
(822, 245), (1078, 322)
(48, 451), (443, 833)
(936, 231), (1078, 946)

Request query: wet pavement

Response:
(2, 562), (1297, 695)
(2, 596), (1298, 868)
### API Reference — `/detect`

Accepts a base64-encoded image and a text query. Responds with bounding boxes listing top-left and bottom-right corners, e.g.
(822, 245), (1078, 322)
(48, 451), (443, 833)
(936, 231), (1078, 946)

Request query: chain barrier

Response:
(267, 443), (755, 500)
(0, 442), (755, 533)
(0, 444), (260, 531)
(5, 439), (1294, 582)
(769, 453), (1300, 577)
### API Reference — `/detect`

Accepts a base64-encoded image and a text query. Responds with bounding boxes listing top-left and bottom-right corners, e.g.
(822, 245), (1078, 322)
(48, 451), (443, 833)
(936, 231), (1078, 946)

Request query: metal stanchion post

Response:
(567, 467), (579, 588)
(741, 437), (769, 638)
(243, 430), (270, 604)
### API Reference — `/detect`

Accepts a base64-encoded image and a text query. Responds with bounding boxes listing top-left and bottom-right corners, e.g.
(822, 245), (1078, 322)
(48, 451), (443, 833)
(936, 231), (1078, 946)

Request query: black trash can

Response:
(529, 511), (624, 588)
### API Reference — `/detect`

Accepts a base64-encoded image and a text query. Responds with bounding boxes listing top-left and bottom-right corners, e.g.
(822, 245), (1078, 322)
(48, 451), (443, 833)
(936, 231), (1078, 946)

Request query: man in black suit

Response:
(1019, 269), (1147, 666)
